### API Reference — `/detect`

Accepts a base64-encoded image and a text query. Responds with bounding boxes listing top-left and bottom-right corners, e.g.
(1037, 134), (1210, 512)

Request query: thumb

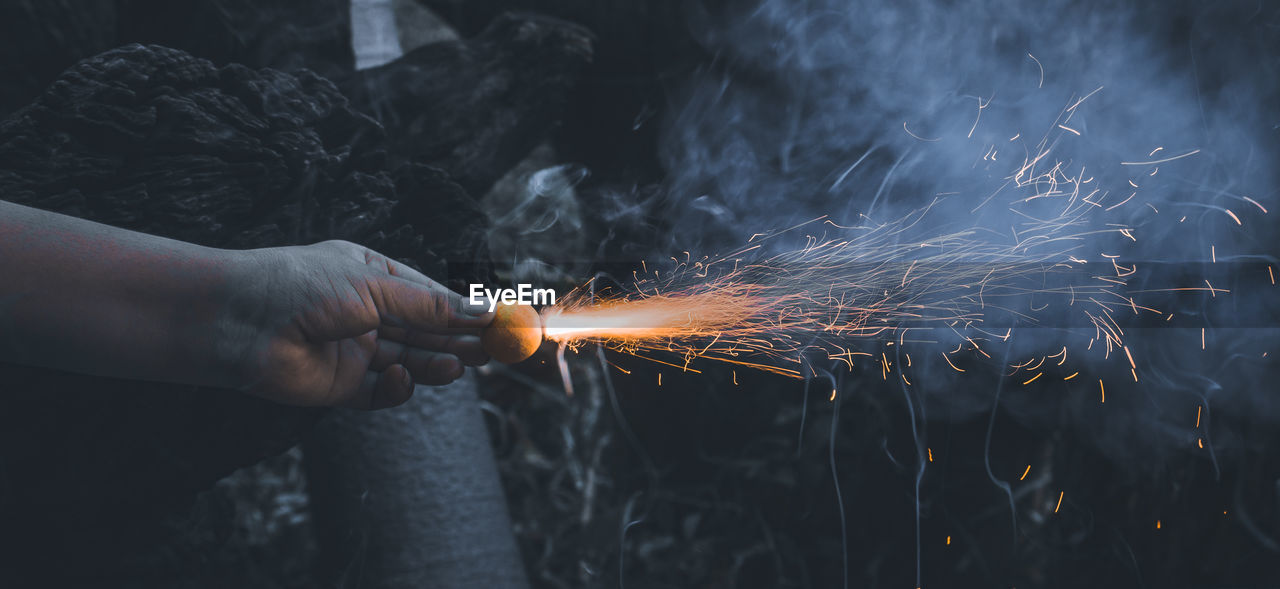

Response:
(367, 274), (493, 334)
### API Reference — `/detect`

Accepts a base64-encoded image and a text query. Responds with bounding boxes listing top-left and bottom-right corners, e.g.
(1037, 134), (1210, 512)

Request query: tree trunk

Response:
(305, 374), (530, 589)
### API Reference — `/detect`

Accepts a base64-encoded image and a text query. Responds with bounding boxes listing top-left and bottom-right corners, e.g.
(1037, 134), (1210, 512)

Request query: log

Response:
(305, 375), (530, 589)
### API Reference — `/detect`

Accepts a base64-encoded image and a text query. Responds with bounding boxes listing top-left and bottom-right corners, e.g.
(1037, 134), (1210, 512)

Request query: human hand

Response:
(218, 240), (492, 409)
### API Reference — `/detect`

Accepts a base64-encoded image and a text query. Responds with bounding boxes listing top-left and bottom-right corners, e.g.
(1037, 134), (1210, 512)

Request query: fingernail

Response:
(463, 301), (491, 316)
(402, 367), (413, 388)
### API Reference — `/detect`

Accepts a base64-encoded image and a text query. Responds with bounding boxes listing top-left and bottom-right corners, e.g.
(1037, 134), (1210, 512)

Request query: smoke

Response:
(664, 0), (1275, 228)
(648, 0), (1279, 455)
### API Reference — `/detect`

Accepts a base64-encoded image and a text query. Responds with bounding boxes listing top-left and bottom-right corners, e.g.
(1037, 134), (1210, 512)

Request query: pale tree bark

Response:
(305, 374), (531, 589)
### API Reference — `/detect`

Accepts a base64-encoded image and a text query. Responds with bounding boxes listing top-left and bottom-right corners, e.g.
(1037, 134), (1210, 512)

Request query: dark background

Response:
(1, 1), (1278, 587)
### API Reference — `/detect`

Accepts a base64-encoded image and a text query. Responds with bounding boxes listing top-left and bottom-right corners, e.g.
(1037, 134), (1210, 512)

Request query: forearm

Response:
(0, 199), (245, 388)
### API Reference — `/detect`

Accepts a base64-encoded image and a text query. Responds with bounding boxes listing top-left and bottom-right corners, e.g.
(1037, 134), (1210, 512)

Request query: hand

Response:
(220, 240), (492, 409)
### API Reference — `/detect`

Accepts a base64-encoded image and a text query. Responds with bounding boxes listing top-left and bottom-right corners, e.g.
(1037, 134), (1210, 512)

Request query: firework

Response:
(535, 92), (1250, 388)
(483, 302), (544, 364)
(542, 202), (1131, 380)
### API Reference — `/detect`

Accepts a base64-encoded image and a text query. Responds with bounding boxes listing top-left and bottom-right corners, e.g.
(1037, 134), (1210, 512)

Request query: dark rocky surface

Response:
(0, 0), (353, 118)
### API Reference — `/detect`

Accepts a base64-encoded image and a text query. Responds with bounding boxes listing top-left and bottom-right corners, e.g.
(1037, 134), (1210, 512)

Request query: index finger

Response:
(369, 273), (494, 334)
(364, 250), (435, 287)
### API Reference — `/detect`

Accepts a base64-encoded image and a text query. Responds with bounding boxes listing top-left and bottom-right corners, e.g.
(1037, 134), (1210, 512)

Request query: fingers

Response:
(345, 364), (416, 410)
(376, 327), (489, 365)
(370, 337), (485, 378)
(363, 250), (436, 288)
(370, 274), (494, 334)
(321, 241), (493, 333)
(336, 341), (470, 411)
(358, 246), (494, 331)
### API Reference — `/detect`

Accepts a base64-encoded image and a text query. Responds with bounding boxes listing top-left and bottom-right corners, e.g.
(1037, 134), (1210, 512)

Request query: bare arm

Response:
(0, 199), (491, 409)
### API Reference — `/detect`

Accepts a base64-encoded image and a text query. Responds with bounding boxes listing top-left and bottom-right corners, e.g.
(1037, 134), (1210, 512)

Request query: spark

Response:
(927, 448), (934, 462)
(543, 200), (1134, 378)
(1066, 86), (1105, 111)
(1242, 196), (1267, 214)
(903, 121), (940, 142)
(1105, 192), (1135, 211)
(1120, 149), (1201, 166)
(1224, 209), (1242, 226)
(1099, 379), (1106, 403)
(1055, 491), (1064, 513)
(606, 360), (632, 375)
(1027, 53), (1044, 88)
(1020, 465), (1031, 480)
(969, 94), (993, 138)
(540, 99), (1198, 388)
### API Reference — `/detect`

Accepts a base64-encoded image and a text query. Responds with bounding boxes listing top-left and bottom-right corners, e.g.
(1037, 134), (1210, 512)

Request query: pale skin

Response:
(0, 199), (493, 410)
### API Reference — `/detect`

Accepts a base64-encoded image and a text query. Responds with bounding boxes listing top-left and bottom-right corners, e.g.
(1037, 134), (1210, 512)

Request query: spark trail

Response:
(542, 94), (1235, 384)
(544, 180), (1139, 379)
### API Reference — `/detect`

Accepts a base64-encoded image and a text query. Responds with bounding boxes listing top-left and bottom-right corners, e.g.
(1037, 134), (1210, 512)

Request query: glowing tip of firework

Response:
(482, 302), (544, 364)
